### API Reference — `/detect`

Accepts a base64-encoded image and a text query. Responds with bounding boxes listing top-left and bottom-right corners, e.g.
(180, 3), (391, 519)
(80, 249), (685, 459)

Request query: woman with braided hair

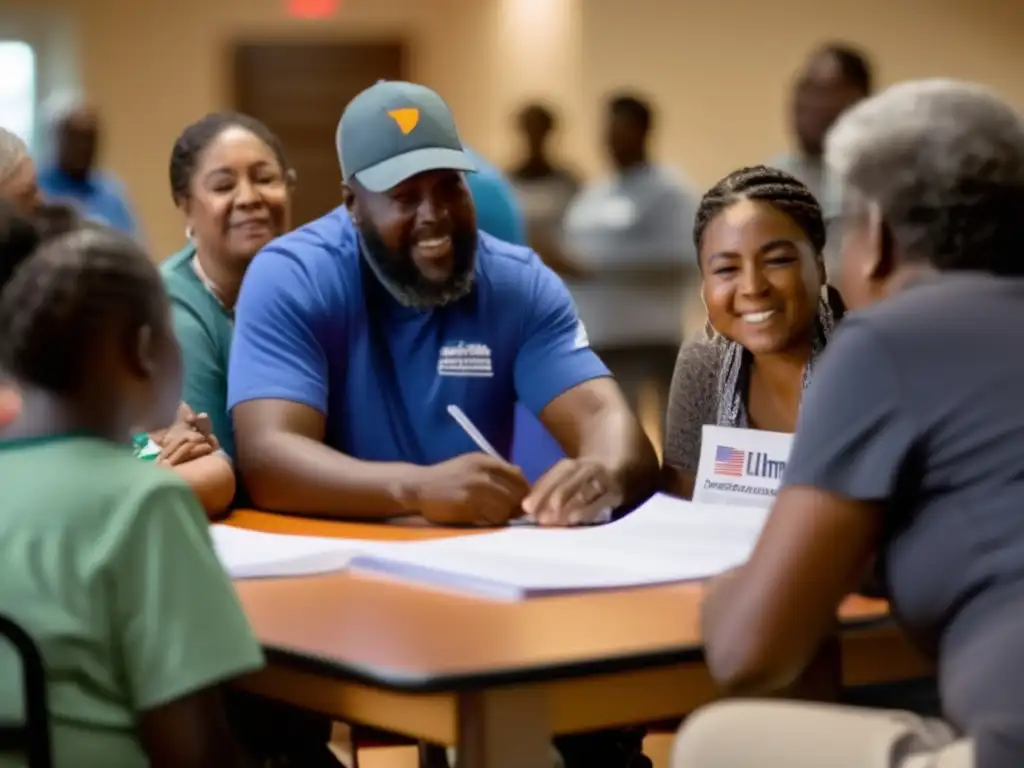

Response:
(0, 203), (261, 767)
(662, 164), (843, 499)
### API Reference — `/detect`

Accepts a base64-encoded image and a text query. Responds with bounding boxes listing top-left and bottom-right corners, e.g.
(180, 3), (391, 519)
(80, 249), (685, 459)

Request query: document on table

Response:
(212, 495), (769, 595)
(210, 525), (400, 579)
(346, 494), (769, 600)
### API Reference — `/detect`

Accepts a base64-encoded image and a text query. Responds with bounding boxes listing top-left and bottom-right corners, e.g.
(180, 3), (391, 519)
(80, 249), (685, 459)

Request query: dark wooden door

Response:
(233, 41), (407, 227)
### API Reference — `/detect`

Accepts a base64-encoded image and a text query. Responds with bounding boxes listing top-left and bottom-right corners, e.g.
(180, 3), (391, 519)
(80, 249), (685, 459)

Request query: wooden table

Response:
(228, 510), (932, 768)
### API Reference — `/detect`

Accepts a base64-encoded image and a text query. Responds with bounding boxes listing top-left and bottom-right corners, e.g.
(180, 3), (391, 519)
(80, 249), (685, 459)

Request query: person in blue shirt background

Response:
(36, 94), (140, 237)
(463, 147), (568, 483)
(462, 147), (528, 245)
(227, 80), (658, 531)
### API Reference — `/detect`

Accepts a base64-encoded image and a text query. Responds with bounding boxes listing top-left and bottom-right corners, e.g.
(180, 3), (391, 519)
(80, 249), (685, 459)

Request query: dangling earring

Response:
(699, 288), (718, 339)
(185, 225), (194, 242)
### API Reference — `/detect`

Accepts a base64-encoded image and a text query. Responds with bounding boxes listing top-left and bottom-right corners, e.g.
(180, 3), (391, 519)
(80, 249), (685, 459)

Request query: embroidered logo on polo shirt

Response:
(438, 342), (493, 377)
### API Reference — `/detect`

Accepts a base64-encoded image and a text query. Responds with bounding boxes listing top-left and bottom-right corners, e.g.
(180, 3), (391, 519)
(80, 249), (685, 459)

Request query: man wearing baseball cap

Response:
(229, 78), (655, 526)
(228, 81), (656, 765)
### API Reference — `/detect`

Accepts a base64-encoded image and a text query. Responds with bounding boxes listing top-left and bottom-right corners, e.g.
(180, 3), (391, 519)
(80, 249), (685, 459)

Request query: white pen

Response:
(447, 404), (537, 526)
(446, 404), (502, 459)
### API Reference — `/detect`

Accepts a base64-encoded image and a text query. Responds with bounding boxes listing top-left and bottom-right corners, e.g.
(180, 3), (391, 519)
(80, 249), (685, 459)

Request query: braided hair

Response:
(0, 207), (169, 396)
(169, 112), (292, 205)
(693, 165), (827, 257)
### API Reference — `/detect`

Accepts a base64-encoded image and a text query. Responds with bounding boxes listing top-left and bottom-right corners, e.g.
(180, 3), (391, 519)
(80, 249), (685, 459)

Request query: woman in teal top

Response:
(162, 112), (295, 462)
(0, 204), (261, 766)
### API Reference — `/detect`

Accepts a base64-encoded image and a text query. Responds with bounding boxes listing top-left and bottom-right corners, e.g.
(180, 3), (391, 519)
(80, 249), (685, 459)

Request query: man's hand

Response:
(410, 453), (530, 527)
(522, 457), (623, 526)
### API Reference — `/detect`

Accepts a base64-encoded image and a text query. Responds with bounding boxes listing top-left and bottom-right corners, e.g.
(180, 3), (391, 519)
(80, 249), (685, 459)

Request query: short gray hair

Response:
(826, 78), (1024, 273)
(0, 128), (29, 186)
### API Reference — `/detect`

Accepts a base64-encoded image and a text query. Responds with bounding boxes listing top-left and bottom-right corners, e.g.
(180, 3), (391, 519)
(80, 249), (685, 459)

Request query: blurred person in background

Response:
(770, 43), (872, 267)
(463, 147), (528, 244)
(0, 127), (41, 215)
(463, 147), (568, 485)
(36, 93), (140, 237)
(508, 103), (582, 275)
(562, 93), (699, 428)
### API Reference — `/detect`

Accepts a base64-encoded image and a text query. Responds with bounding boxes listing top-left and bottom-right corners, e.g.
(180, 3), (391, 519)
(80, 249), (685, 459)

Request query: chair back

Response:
(0, 613), (52, 768)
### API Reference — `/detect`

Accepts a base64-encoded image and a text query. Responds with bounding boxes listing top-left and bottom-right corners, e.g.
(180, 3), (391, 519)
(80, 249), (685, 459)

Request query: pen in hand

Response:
(446, 404), (502, 460)
(447, 404), (533, 524)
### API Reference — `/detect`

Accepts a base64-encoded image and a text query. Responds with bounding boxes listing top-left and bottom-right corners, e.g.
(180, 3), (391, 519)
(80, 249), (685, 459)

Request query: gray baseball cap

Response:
(337, 80), (476, 193)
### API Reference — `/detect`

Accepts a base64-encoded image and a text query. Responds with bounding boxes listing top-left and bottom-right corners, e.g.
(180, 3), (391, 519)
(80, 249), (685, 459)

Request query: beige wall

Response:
(4, 0), (1024, 256)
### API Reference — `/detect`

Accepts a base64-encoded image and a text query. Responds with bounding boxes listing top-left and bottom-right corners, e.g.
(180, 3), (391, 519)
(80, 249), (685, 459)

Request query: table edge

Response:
(258, 610), (895, 694)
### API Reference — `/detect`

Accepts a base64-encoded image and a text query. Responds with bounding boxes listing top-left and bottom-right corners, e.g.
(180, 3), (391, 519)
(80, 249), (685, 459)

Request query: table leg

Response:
(456, 686), (552, 768)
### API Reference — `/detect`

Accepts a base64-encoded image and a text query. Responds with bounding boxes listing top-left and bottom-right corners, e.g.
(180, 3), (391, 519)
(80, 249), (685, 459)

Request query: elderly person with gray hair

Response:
(36, 93), (138, 236)
(672, 78), (1024, 768)
(0, 127), (41, 214)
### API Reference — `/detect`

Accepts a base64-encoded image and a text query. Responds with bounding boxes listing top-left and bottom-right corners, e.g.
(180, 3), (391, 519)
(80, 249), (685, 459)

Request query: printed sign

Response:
(693, 425), (794, 509)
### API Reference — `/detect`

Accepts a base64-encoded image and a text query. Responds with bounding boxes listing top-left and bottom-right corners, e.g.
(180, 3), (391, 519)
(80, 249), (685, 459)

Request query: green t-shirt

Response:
(0, 436), (263, 768)
(161, 246), (236, 459)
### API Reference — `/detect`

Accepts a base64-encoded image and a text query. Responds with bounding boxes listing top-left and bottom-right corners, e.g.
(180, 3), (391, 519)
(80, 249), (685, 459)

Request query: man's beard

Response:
(359, 219), (477, 309)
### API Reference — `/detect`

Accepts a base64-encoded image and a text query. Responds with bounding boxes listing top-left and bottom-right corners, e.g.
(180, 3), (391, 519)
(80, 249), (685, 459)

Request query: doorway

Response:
(233, 41), (407, 227)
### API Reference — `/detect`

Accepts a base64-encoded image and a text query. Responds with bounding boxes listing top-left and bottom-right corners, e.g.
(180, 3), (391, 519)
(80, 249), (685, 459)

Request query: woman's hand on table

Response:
(151, 402), (220, 467)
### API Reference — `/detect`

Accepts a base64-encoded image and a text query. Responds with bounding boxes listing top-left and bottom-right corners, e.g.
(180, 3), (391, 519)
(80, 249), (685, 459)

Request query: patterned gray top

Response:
(663, 338), (732, 472)
(663, 290), (841, 472)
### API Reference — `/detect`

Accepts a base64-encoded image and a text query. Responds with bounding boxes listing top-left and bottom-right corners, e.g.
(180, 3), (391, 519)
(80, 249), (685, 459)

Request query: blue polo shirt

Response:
(227, 207), (608, 464)
(37, 166), (138, 237)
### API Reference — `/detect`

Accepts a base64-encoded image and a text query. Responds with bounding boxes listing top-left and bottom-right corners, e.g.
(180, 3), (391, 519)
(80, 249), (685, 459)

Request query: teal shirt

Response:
(0, 436), (263, 768)
(161, 246), (236, 459)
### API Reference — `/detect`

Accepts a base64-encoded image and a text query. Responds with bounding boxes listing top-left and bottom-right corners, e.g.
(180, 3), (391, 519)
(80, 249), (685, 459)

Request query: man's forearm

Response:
(241, 432), (420, 518)
(578, 408), (659, 507)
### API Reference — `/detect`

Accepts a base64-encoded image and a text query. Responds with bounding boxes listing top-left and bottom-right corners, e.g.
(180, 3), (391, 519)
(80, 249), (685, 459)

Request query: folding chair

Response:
(0, 613), (52, 768)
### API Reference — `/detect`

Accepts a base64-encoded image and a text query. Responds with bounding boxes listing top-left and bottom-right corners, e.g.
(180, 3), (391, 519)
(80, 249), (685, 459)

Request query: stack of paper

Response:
(211, 495), (770, 600)
(346, 494), (768, 600)
(210, 526), (392, 579)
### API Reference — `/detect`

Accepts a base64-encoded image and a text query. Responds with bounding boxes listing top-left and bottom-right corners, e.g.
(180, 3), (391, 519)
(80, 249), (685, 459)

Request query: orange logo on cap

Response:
(387, 108), (420, 135)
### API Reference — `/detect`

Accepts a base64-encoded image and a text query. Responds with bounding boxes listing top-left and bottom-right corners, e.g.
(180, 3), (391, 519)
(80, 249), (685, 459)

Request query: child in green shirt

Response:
(0, 204), (262, 767)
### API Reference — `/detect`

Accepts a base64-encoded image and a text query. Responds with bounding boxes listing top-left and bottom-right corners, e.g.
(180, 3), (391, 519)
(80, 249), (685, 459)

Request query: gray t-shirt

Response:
(510, 170), (579, 244)
(782, 272), (1024, 762)
(561, 164), (700, 347)
(768, 151), (843, 270)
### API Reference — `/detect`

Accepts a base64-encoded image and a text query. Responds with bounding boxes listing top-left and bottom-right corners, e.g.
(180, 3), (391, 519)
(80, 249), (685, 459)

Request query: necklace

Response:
(191, 253), (234, 321)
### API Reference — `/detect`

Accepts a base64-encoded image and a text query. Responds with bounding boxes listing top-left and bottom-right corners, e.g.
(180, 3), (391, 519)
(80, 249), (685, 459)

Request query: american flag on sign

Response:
(714, 445), (745, 477)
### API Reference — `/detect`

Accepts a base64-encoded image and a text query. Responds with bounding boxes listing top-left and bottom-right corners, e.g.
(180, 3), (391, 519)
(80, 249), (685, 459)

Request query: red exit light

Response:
(287, 0), (338, 19)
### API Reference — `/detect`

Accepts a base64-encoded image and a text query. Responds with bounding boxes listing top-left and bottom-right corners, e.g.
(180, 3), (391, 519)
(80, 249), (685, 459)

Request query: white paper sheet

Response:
(346, 494), (769, 600)
(210, 525), (397, 579)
